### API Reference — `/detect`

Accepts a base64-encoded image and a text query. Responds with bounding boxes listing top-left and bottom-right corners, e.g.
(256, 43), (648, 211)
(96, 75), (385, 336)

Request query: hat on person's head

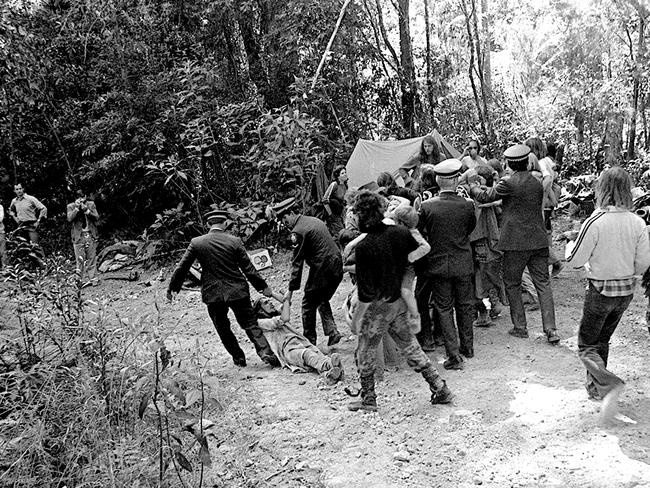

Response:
(359, 181), (380, 192)
(433, 158), (462, 179)
(204, 209), (229, 222)
(503, 144), (531, 164)
(270, 197), (297, 217)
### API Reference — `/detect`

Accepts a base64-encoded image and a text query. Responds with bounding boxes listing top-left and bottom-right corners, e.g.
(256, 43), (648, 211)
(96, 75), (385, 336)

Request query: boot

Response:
(347, 374), (378, 412)
(488, 289), (503, 318)
(420, 366), (454, 405)
(473, 309), (493, 328)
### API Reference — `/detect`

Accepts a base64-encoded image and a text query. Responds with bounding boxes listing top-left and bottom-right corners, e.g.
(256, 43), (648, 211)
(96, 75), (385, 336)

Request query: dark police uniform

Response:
(288, 215), (344, 345)
(470, 144), (559, 343)
(168, 213), (277, 366)
(416, 159), (477, 365)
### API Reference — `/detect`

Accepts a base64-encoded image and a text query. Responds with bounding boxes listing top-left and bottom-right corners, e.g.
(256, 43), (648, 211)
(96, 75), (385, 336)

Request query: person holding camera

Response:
(67, 189), (100, 286)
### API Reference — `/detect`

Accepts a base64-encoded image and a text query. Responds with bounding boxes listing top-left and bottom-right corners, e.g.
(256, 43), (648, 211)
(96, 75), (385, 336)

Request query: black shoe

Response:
(327, 331), (342, 347)
(431, 385), (454, 405)
(443, 356), (464, 370)
(546, 330), (560, 344)
(233, 357), (247, 367)
(508, 327), (529, 338)
(421, 342), (437, 352)
(459, 347), (474, 359)
(261, 355), (281, 367)
(347, 399), (378, 412)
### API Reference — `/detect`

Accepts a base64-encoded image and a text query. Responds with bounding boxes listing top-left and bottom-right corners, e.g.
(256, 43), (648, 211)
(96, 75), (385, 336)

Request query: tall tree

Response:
(398, 0), (417, 136)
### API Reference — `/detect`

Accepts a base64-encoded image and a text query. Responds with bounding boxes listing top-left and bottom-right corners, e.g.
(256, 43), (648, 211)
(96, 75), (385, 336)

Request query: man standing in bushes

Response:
(270, 197), (344, 347)
(167, 209), (280, 368)
(67, 189), (100, 286)
(9, 183), (47, 247)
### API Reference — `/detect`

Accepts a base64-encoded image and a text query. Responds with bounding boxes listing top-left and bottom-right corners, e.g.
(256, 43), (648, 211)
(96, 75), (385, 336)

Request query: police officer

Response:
(167, 209), (280, 367)
(271, 197), (344, 346)
(467, 144), (560, 344)
(416, 158), (477, 370)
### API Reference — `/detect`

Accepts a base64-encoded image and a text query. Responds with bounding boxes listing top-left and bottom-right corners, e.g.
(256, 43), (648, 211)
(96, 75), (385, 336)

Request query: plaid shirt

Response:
(589, 277), (636, 297)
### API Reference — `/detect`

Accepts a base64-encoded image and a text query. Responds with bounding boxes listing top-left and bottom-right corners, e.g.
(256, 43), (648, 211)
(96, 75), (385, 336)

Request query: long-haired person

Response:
(323, 165), (349, 237)
(566, 167), (650, 423)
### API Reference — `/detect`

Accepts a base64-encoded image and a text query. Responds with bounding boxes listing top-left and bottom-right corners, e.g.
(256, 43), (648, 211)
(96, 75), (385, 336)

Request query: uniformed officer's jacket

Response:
(417, 191), (476, 277)
(168, 228), (267, 303)
(289, 215), (343, 292)
(471, 171), (547, 251)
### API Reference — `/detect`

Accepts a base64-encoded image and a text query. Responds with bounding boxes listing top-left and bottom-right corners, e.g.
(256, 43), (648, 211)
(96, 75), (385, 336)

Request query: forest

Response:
(2, 1), (650, 487)
(1, 0), (648, 249)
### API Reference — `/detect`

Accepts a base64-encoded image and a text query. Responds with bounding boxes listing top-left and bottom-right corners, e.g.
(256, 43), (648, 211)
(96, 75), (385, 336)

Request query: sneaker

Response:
(443, 356), (464, 370)
(233, 357), (247, 367)
(325, 367), (343, 384)
(431, 385), (454, 405)
(421, 342), (437, 352)
(546, 330), (561, 344)
(327, 331), (342, 347)
(473, 316), (493, 328)
(347, 399), (378, 412)
(508, 327), (529, 338)
(600, 384), (624, 424)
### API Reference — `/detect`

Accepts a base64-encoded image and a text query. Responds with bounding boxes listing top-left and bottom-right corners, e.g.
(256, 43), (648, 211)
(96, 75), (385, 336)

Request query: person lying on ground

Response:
(253, 293), (344, 384)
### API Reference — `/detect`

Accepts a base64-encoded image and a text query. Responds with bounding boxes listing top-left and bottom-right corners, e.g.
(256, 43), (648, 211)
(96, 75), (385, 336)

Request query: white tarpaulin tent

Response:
(346, 129), (461, 188)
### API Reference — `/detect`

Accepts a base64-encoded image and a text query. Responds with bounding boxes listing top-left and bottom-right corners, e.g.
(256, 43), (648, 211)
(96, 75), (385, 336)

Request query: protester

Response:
(398, 162), (419, 191)
(323, 165), (348, 237)
(460, 138), (488, 171)
(539, 141), (563, 277)
(565, 167), (650, 423)
(66, 189), (100, 286)
(167, 209), (280, 368)
(417, 158), (477, 369)
(9, 183), (47, 246)
(468, 144), (560, 344)
(348, 190), (453, 412)
(270, 197), (344, 346)
(254, 294), (344, 384)
(0, 203), (6, 269)
(376, 172), (418, 204)
(469, 164), (505, 326)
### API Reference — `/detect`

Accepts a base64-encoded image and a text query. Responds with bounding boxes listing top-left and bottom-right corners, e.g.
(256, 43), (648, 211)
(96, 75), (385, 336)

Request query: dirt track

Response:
(111, 240), (650, 488)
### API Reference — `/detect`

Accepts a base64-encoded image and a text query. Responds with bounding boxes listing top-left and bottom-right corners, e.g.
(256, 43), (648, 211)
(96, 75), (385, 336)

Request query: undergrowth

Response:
(0, 257), (235, 487)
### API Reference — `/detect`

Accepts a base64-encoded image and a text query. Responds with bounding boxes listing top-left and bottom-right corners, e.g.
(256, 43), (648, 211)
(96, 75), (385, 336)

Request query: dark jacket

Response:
(289, 215), (343, 292)
(417, 191), (476, 277)
(471, 171), (547, 251)
(168, 228), (267, 303)
(66, 200), (99, 242)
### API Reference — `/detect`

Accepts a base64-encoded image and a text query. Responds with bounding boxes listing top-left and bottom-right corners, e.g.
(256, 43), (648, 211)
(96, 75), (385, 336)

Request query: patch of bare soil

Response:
(89, 227), (650, 488)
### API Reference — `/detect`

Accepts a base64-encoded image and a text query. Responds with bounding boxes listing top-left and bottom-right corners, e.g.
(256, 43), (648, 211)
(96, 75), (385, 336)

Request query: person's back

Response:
(292, 215), (342, 278)
(418, 193), (475, 277)
(493, 171), (547, 251)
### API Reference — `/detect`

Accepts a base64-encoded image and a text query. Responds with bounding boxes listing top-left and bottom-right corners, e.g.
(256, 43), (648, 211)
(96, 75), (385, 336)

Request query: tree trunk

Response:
(480, 0), (492, 98)
(423, 0), (436, 127)
(627, 15), (644, 160)
(461, 0), (486, 139)
(605, 112), (624, 166)
(398, 0), (417, 136)
(222, 1), (258, 99)
(574, 110), (585, 144)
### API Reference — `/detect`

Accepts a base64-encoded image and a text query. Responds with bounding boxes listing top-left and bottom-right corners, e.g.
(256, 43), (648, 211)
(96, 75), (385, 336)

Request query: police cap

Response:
(433, 158), (462, 179)
(204, 209), (229, 222)
(270, 197), (297, 217)
(504, 144), (531, 164)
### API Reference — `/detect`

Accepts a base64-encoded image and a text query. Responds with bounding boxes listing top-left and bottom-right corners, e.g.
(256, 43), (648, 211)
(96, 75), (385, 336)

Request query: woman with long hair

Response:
(566, 167), (650, 423)
(323, 164), (348, 237)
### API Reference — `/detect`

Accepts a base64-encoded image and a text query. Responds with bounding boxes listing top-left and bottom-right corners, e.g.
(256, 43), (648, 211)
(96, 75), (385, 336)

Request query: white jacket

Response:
(566, 206), (650, 280)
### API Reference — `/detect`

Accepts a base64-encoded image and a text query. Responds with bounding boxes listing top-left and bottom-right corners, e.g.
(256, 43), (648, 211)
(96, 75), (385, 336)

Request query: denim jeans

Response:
(503, 248), (556, 333)
(578, 282), (633, 398)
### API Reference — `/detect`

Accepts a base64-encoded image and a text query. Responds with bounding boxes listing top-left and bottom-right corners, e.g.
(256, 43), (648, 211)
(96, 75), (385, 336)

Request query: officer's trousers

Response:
(207, 297), (275, 363)
(302, 275), (342, 344)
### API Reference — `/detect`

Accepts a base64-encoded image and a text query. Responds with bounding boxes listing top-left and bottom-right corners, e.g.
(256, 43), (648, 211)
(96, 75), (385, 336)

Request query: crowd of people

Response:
(166, 136), (650, 424)
(2, 137), (644, 425)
